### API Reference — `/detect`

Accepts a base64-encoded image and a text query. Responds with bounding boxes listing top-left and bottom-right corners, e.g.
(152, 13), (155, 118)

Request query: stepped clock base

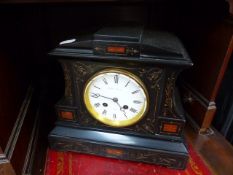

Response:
(48, 126), (189, 169)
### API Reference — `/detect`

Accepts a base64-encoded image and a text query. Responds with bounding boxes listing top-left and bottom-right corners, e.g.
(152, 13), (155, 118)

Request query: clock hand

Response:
(91, 93), (100, 98)
(92, 93), (128, 118)
(120, 107), (128, 118)
(91, 93), (113, 100)
(121, 108), (128, 118)
(115, 100), (128, 118)
(100, 96), (127, 117)
(99, 95), (114, 100)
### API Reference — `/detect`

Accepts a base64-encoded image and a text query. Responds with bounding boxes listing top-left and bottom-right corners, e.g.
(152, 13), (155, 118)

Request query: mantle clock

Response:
(48, 26), (193, 169)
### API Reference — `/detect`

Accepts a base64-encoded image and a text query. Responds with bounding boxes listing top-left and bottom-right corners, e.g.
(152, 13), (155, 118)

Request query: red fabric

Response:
(44, 146), (212, 175)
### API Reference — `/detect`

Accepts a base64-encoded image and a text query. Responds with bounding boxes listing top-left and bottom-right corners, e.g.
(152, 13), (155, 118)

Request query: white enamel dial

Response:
(83, 69), (149, 127)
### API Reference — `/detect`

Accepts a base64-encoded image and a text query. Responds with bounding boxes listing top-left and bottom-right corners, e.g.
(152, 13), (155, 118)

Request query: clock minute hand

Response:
(114, 100), (128, 118)
(121, 107), (128, 118)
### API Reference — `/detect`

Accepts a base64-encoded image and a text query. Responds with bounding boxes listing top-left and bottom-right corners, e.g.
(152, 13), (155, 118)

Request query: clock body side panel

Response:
(55, 59), (185, 138)
(157, 68), (186, 137)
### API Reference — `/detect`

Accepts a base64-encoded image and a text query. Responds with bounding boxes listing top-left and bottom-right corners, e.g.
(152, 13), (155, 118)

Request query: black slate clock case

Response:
(48, 26), (193, 169)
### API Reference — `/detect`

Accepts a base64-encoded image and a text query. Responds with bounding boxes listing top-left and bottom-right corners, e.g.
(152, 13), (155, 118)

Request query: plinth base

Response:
(49, 126), (188, 169)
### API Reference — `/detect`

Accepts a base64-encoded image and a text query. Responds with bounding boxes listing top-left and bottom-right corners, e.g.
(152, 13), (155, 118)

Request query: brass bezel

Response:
(83, 68), (149, 127)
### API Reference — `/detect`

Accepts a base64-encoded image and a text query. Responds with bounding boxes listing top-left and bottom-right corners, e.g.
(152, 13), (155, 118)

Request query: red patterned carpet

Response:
(44, 146), (212, 175)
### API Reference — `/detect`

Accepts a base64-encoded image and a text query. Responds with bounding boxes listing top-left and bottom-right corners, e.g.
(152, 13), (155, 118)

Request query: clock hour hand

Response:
(91, 93), (114, 100)
(99, 95), (114, 100)
(91, 93), (100, 98)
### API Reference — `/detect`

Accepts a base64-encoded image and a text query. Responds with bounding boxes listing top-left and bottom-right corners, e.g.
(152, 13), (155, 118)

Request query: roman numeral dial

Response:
(114, 74), (119, 84)
(83, 69), (149, 127)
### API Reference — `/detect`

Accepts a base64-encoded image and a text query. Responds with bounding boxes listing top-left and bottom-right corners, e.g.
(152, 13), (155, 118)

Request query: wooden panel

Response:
(183, 20), (233, 101)
(181, 18), (233, 131)
(0, 0), (122, 3)
(9, 88), (37, 175)
(0, 147), (15, 175)
(0, 5), (44, 173)
(181, 83), (216, 132)
(0, 49), (37, 175)
(0, 163), (16, 175)
(227, 0), (233, 15)
(0, 53), (27, 150)
(185, 124), (233, 175)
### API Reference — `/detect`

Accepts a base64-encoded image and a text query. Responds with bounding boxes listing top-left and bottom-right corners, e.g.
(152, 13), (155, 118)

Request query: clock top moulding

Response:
(50, 26), (192, 66)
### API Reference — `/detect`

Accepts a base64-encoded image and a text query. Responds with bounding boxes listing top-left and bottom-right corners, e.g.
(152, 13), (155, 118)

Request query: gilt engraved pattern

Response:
(126, 68), (163, 134)
(52, 140), (183, 168)
(72, 62), (97, 115)
(141, 68), (163, 114)
(138, 68), (163, 89)
(73, 62), (92, 81)
(134, 152), (178, 167)
(56, 152), (64, 175)
(79, 113), (99, 126)
(138, 68), (162, 133)
(189, 157), (203, 175)
(61, 62), (72, 97)
(163, 72), (176, 117)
